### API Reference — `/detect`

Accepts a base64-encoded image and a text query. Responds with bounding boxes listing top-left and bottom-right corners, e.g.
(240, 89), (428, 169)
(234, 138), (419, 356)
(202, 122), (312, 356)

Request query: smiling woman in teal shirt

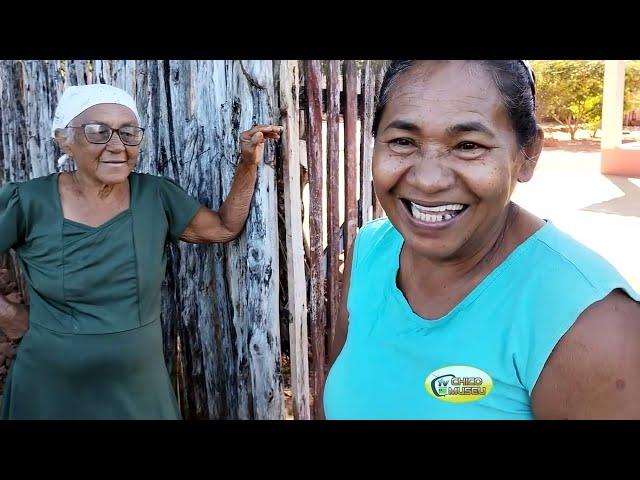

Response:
(323, 61), (640, 420)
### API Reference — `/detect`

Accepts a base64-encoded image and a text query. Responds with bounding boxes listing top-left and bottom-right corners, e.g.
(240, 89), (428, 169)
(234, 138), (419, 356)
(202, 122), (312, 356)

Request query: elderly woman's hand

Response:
(239, 125), (283, 166)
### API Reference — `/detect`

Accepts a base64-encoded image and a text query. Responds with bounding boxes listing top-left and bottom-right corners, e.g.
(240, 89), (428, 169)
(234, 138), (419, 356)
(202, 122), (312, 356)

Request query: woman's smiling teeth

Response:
(407, 200), (466, 223)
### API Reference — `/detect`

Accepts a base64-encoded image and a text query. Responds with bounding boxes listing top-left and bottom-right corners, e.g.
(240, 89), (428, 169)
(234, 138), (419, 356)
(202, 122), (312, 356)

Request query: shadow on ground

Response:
(581, 175), (640, 217)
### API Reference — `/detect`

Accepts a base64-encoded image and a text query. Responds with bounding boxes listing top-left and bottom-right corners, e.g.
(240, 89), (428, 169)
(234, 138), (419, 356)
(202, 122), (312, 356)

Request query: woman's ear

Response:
(517, 126), (544, 183)
(53, 128), (73, 155)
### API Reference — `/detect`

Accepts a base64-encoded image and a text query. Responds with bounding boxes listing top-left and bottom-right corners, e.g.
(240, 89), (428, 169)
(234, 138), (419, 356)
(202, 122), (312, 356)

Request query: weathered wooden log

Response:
(303, 60), (326, 418)
(326, 60), (342, 350)
(278, 60), (311, 420)
(360, 60), (376, 227)
(343, 60), (358, 253)
(373, 61), (387, 219)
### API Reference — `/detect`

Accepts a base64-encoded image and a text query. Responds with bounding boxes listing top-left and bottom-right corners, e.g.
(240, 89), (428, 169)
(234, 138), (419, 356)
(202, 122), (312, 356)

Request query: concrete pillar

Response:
(601, 60), (640, 177)
(601, 60), (625, 150)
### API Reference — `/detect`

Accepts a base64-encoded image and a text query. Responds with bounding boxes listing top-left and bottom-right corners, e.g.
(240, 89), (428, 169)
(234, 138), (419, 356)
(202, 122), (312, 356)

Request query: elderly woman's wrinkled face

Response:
(373, 61), (531, 261)
(64, 103), (140, 185)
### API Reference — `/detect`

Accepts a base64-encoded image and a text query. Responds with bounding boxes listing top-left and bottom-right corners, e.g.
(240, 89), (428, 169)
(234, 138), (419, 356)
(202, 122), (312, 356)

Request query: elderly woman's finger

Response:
(244, 125), (283, 136)
(250, 131), (265, 146)
(262, 131), (282, 139)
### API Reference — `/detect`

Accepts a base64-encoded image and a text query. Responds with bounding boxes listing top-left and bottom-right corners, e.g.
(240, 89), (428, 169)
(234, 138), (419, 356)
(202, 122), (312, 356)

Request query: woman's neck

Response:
(399, 203), (522, 293)
(69, 169), (126, 201)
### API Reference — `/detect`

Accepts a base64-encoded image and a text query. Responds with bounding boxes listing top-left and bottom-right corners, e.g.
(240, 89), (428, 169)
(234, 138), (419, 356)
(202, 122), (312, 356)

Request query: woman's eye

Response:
(387, 138), (418, 153)
(457, 141), (481, 150)
(454, 141), (489, 158)
(392, 138), (414, 146)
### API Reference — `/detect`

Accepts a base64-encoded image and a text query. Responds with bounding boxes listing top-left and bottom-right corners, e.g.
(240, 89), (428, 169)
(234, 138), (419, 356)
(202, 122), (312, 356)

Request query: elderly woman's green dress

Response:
(0, 172), (202, 419)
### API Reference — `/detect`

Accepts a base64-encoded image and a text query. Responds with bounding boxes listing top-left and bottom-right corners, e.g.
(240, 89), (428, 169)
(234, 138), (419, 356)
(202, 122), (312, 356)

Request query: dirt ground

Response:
(541, 122), (640, 151)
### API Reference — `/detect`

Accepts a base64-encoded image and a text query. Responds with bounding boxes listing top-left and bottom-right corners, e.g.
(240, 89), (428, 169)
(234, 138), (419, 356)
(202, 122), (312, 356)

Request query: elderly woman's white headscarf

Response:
(51, 84), (141, 168)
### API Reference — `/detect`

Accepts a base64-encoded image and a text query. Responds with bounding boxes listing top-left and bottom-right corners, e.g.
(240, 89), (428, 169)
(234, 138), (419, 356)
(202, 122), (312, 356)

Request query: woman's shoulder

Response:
(508, 222), (639, 398)
(130, 172), (189, 192)
(527, 222), (638, 298)
(351, 217), (402, 270)
(3, 173), (57, 200)
(130, 171), (163, 186)
(357, 217), (399, 245)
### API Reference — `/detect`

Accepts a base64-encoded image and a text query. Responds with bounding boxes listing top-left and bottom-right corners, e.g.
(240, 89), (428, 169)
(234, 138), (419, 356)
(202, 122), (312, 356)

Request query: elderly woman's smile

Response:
(100, 158), (129, 165)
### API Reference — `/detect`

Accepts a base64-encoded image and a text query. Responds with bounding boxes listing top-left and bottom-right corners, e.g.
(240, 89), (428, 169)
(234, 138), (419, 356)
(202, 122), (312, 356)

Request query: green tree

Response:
(624, 60), (640, 116)
(532, 60), (640, 139)
(531, 60), (604, 140)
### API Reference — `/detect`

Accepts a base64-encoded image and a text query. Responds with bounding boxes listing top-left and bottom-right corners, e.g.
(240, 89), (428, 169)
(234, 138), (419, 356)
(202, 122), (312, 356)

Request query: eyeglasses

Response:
(67, 123), (145, 146)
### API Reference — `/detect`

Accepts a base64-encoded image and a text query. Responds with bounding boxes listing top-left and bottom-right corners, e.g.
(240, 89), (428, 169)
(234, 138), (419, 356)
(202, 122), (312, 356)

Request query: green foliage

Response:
(625, 60), (640, 114)
(531, 60), (640, 139)
(531, 60), (603, 139)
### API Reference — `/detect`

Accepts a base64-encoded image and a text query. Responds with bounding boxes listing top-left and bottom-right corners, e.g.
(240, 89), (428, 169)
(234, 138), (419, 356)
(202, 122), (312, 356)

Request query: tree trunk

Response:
(568, 115), (577, 140)
(0, 60), (284, 419)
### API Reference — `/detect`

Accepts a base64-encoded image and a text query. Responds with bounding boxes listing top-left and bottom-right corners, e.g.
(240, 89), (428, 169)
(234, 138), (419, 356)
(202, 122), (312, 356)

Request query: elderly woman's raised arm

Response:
(180, 124), (282, 244)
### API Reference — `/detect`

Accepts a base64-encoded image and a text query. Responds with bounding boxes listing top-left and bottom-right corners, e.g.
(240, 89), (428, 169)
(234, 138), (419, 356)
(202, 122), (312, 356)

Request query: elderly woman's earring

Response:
(57, 154), (72, 169)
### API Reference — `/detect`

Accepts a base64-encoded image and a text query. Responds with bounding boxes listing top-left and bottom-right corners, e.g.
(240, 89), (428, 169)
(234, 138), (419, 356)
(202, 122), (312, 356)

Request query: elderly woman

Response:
(0, 84), (282, 419)
(323, 60), (640, 419)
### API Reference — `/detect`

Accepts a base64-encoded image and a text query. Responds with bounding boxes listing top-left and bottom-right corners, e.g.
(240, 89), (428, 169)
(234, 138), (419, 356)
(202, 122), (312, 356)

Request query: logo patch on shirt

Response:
(425, 366), (493, 403)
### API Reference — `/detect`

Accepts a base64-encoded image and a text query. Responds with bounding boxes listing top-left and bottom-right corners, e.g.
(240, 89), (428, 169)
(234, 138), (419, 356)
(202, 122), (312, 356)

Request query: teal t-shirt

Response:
(323, 217), (640, 419)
